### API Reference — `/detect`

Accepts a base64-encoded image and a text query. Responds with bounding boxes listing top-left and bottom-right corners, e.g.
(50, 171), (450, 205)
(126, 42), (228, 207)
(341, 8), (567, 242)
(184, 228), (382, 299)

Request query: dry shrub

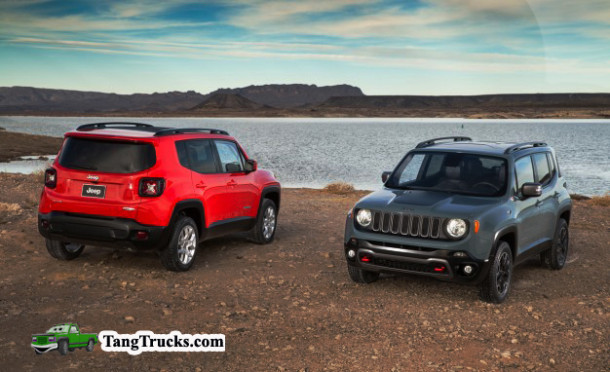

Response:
(324, 182), (355, 194)
(570, 194), (591, 201)
(589, 193), (610, 207)
(0, 202), (22, 224)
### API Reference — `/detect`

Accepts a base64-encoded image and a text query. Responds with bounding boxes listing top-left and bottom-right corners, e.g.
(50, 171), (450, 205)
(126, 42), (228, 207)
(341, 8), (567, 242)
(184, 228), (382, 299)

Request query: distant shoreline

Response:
(1, 108), (609, 119)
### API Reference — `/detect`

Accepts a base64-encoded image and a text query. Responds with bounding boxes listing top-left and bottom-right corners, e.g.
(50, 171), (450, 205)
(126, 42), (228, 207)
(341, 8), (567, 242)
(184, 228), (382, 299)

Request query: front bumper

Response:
(344, 238), (491, 284)
(32, 343), (58, 353)
(38, 212), (169, 250)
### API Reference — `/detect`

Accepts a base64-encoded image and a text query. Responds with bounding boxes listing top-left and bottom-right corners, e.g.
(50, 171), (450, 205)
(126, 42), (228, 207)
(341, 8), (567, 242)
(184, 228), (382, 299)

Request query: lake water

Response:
(1, 116), (608, 195)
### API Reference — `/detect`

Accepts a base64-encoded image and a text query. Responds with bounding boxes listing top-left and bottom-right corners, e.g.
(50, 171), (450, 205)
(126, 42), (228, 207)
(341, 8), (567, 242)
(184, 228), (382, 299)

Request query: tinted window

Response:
(59, 137), (155, 173)
(533, 152), (552, 185)
(388, 152), (507, 197)
(515, 156), (535, 189)
(547, 153), (557, 178)
(215, 141), (243, 172)
(181, 140), (218, 174)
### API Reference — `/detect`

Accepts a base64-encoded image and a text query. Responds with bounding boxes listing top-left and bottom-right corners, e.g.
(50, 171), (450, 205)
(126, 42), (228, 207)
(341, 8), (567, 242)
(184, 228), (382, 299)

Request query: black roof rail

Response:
(153, 128), (229, 136)
(76, 122), (154, 131)
(415, 136), (472, 149)
(504, 142), (547, 154)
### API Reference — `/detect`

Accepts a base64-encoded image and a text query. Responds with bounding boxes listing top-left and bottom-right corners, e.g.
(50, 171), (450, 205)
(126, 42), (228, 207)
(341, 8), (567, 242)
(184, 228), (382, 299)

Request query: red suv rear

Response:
(38, 122), (281, 271)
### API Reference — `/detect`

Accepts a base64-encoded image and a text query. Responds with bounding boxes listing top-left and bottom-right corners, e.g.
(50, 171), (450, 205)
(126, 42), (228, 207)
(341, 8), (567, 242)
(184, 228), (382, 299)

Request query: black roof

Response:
(414, 137), (548, 156)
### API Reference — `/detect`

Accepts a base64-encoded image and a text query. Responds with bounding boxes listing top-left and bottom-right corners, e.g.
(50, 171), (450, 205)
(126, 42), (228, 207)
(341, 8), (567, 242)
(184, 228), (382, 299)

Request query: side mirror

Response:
(244, 159), (257, 173)
(381, 171), (391, 183)
(522, 182), (542, 197)
(225, 163), (242, 173)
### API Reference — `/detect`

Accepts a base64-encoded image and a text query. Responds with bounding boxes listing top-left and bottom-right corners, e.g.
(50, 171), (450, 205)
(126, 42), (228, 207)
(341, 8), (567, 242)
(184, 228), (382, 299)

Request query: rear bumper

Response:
(38, 212), (169, 250)
(344, 239), (491, 284)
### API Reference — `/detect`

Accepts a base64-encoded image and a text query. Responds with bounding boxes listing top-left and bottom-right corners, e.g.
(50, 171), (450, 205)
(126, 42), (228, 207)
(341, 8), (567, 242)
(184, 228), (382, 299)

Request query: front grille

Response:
(38, 336), (47, 344)
(373, 257), (436, 273)
(371, 211), (444, 239)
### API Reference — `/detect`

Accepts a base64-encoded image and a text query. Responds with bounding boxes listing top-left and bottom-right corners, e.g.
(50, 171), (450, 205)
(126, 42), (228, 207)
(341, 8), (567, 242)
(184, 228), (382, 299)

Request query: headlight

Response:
(49, 336), (56, 342)
(445, 219), (467, 238)
(32, 337), (36, 342)
(356, 209), (372, 227)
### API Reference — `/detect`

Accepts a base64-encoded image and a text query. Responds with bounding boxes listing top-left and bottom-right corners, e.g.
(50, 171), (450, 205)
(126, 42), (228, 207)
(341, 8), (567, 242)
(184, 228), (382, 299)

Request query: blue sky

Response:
(1, 0), (608, 95)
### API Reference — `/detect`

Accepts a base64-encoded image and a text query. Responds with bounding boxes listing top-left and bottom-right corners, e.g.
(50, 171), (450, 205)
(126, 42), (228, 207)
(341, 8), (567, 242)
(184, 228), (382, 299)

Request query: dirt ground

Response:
(0, 172), (608, 371)
(0, 129), (64, 162)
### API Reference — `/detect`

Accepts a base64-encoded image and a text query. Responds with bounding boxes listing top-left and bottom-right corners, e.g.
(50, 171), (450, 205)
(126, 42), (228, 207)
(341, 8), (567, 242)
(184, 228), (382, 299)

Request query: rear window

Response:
(58, 137), (156, 173)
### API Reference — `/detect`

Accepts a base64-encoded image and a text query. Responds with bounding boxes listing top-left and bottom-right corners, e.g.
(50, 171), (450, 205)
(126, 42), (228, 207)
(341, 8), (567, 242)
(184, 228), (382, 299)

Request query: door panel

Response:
(180, 139), (231, 225)
(514, 156), (540, 253)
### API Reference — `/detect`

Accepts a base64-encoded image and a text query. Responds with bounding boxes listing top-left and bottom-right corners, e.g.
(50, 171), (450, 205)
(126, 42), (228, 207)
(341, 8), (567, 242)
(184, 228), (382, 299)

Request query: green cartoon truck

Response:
(31, 323), (97, 355)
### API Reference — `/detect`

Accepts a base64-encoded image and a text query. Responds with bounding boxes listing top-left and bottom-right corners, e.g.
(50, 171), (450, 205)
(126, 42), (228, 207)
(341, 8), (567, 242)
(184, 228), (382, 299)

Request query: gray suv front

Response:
(344, 137), (572, 303)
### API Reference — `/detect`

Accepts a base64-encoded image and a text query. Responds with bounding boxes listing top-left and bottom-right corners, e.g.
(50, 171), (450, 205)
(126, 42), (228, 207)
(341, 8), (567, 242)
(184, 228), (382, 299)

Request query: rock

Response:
(124, 316), (135, 323)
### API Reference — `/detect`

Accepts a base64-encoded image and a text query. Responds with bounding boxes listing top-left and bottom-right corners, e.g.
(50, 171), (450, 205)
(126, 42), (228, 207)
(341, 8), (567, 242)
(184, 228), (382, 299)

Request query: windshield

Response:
(47, 324), (69, 333)
(59, 137), (156, 173)
(387, 152), (508, 197)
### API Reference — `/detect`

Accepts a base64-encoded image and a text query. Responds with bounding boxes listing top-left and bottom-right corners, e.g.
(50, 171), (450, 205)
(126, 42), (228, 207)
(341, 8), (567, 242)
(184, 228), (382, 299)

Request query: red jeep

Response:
(38, 122), (280, 271)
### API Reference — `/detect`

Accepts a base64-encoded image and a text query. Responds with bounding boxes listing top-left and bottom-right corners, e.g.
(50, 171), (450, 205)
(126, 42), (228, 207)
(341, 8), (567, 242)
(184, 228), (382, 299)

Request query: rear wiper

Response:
(68, 164), (98, 170)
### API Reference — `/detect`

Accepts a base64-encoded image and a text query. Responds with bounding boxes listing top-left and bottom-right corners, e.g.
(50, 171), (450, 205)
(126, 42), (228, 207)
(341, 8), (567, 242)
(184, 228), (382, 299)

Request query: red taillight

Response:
(139, 178), (165, 197)
(360, 255), (372, 263)
(433, 266), (446, 272)
(44, 168), (57, 188)
(135, 231), (149, 240)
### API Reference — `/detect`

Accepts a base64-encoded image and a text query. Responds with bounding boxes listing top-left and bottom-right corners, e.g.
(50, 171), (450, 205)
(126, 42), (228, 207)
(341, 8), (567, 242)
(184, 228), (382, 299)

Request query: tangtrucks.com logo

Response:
(99, 331), (225, 355)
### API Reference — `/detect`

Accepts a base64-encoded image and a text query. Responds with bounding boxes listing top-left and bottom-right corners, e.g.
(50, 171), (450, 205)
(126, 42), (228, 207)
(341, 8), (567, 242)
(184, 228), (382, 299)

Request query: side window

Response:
(514, 156), (535, 190)
(214, 141), (244, 173)
(70, 325), (78, 334)
(183, 140), (218, 174)
(533, 153), (552, 185)
(423, 153), (445, 178)
(398, 154), (425, 184)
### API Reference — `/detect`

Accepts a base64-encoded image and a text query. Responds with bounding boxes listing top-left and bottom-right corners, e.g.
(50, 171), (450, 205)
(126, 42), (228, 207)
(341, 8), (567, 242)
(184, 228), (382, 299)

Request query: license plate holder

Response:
(82, 184), (106, 199)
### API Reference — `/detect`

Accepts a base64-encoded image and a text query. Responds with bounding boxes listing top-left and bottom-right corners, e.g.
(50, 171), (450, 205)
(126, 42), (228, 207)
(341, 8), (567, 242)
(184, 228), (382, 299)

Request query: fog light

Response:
(463, 265), (473, 274)
(453, 251), (467, 257)
(347, 249), (356, 258)
(360, 255), (372, 263)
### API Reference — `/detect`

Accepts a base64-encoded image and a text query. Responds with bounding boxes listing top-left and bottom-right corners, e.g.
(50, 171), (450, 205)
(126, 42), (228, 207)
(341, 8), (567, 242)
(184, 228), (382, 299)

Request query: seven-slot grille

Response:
(370, 211), (444, 239)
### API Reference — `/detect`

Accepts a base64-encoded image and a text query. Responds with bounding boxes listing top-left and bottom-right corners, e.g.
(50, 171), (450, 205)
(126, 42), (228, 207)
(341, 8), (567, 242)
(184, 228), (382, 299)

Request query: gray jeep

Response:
(344, 137), (572, 303)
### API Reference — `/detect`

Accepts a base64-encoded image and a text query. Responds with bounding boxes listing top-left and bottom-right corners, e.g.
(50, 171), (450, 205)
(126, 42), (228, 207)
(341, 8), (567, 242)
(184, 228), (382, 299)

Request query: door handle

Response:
(535, 199), (543, 207)
(195, 182), (206, 189)
(227, 180), (237, 187)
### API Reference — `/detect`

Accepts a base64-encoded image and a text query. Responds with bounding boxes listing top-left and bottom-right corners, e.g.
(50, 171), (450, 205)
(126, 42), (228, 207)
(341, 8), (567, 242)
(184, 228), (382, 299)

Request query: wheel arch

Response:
(260, 185), (281, 214)
(559, 207), (571, 225)
(170, 199), (205, 237)
(493, 225), (518, 260)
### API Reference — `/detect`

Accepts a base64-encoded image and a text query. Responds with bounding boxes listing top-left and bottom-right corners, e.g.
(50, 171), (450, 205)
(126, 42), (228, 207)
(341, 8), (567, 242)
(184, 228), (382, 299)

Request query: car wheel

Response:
(58, 340), (68, 356)
(45, 239), (84, 261)
(86, 339), (95, 352)
(347, 264), (380, 284)
(251, 199), (277, 244)
(480, 241), (513, 303)
(540, 218), (569, 270)
(160, 216), (199, 272)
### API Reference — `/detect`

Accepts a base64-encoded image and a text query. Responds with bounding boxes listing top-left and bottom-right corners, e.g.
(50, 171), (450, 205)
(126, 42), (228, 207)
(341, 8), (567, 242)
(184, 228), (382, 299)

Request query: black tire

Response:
(34, 349), (42, 355)
(45, 239), (84, 261)
(347, 265), (380, 284)
(480, 241), (513, 303)
(540, 218), (569, 270)
(160, 216), (199, 272)
(251, 199), (277, 244)
(86, 339), (95, 352)
(58, 340), (68, 356)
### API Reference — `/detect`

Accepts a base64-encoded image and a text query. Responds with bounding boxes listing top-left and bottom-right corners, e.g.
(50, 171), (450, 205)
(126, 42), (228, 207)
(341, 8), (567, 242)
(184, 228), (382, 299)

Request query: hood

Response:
(32, 333), (54, 337)
(356, 188), (502, 218)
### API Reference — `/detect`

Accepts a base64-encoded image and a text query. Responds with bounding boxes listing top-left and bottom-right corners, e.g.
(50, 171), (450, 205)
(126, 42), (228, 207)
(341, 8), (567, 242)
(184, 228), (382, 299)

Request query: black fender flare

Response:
(257, 185), (281, 217)
(169, 199), (205, 237)
(492, 225), (518, 260)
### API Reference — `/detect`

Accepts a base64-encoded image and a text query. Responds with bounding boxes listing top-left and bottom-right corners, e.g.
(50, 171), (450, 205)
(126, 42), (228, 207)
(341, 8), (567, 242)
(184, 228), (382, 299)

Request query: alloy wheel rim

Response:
(177, 225), (197, 265)
(495, 251), (511, 295)
(64, 243), (82, 253)
(262, 206), (276, 240)
(556, 227), (569, 265)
